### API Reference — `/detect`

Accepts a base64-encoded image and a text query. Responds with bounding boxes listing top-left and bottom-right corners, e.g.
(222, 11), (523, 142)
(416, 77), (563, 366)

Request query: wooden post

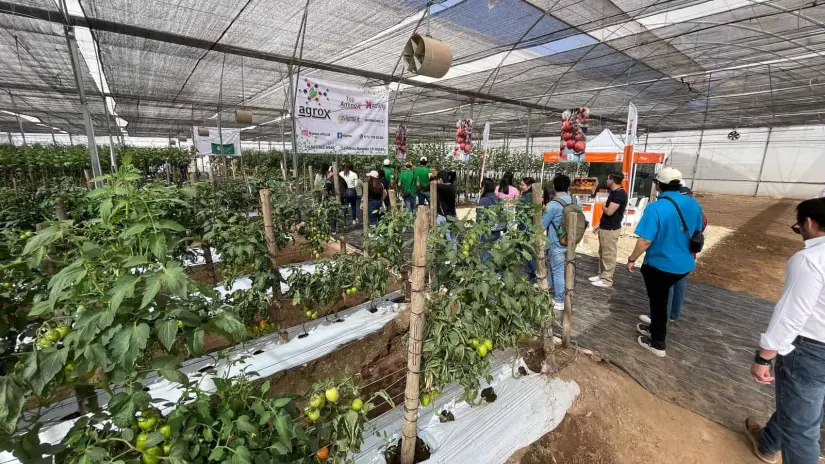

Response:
(429, 179), (437, 227)
(532, 184), (552, 352)
(189, 171), (197, 184)
(83, 169), (93, 190)
(362, 181), (369, 235)
(12, 178), (18, 192)
(401, 205), (429, 464)
(388, 189), (397, 208)
(54, 199), (68, 221)
(201, 244), (218, 285)
(260, 188), (288, 344)
(331, 162), (346, 254)
(562, 211), (577, 348)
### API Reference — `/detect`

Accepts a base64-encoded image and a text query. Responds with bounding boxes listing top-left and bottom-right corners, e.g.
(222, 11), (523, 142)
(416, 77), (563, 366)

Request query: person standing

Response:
(590, 171), (628, 288)
(543, 175), (576, 312)
(365, 171), (386, 226)
(398, 161), (416, 216)
(626, 168), (704, 357)
(477, 178), (502, 263)
(339, 163), (360, 225)
(744, 198), (825, 464)
(413, 157), (431, 207)
(495, 172), (520, 201)
(382, 159), (395, 208)
(435, 171), (457, 243)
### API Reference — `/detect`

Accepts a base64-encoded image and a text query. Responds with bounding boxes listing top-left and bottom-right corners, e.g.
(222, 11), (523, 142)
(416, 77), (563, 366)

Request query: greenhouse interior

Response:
(0, 0), (824, 463)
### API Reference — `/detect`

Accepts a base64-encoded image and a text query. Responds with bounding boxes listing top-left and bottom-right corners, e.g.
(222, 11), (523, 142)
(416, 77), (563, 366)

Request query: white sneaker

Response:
(553, 301), (565, 312)
(639, 315), (651, 324)
(588, 276), (601, 282)
(638, 336), (666, 357)
(636, 323), (651, 337)
(590, 279), (612, 288)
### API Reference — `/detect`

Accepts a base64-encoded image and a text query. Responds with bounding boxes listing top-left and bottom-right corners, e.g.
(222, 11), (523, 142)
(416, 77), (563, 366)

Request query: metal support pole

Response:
(48, 115), (56, 144)
(7, 91), (26, 146)
(287, 71), (300, 191)
(64, 19), (103, 184)
(6, 132), (13, 146)
(754, 127), (772, 197)
(102, 96), (117, 171)
(691, 73), (713, 191)
(525, 109), (531, 155)
(69, 133), (73, 145)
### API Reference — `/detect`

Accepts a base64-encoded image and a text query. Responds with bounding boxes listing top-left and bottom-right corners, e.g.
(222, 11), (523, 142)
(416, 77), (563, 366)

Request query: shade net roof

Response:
(0, 0), (824, 141)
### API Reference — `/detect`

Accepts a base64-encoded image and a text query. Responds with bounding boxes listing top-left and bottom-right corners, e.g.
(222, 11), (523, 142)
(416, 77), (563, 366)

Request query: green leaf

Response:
(159, 369), (188, 386)
(271, 442), (289, 455)
(150, 234), (168, 262)
(156, 320), (178, 352)
(99, 198), (113, 222)
(20, 351), (37, 380)
(157, 219), (186, 232)
(0, 374), (26, 434)
(209, 313), (246, 342)
(230, 445), (252, 464)
(30, 347), (68, 395)
(207, 447), (224, 461)
(120, 222), (149, 239)
(109, 275), (138, 312)
(141, 275), (162, 310)
(187, 328), (204, 357)
(275, 414), (292, 452)
(109, 323), (150, 368)
(75, 308), (115, 342)
(47, 259), (86, 308)
(160, 263), (187, 298)
(150, 355), (179, 370)
(28, 300), (52, 317)
(236, 415), (257, 433)
(22, 224), (64, 256)
(259, 381), (270, 395)
(85, 447), (107, 462)
(144, 431), (165, 448)
(84, 344), (109, 370)
(121, 427), (134, 442)
(122, 255), (148, 268)
(272, 397), (291, 408)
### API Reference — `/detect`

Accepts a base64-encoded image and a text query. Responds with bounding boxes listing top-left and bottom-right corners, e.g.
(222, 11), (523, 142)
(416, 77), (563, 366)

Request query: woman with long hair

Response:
(495, 171), (520, 201)
(366, 171), (387, 226)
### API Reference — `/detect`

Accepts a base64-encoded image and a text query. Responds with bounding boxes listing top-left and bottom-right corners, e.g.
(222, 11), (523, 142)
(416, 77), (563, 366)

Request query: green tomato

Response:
(142, 446), (163, 464)
(158, 424), (172, 440)
(63, 362), (75, 378)
(307, 408), (321, 422)
(137, 416), (158, 431)
(483, 339), (493, 351)
(162, 443), (173, 456)
(36, 338), (52, 348)
(325, 387), (339, 403)
(44, 329), (61, 343)
(469, 338), (480, 349)
(135, 432), (150, 451)
(351, 398), (363, 411)
(310, 394), (325, 409)
(477, 345), (488, 358)
(56, 325), (71, 339)
(420, 393), (431, 407)
(176, 320), (184, 328)
(311, 312), (318, 319)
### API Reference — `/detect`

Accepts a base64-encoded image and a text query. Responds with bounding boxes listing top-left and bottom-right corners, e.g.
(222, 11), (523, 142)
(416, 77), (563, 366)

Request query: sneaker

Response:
(588, 276), (601, 282)
(591, 279), (612, 288)
(553, 301), (565, 312)
(636, 323), (651, 337)
(639, 314), (651, 324)
(637, 336), (666, 357)
(743, 418), (777, 464)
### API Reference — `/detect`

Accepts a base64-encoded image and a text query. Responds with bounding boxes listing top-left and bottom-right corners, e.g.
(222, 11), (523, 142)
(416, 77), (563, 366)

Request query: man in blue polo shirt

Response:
(626, 167), (704, 357)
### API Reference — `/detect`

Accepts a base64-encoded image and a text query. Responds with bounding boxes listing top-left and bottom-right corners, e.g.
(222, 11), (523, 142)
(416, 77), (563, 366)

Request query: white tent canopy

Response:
(585, 129), (625, 153)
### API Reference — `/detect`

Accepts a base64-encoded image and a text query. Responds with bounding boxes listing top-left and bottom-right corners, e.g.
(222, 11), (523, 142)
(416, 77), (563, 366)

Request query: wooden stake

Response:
(532, 184), (551, 353)
(429, 179), (437, 227)
(260, 188), (288, 344)
(388, 188), (397, 208)
(54, 199), (68, 221)
(201, 244), (218, 286)
(362, 181), (369, 237)
(332, 162), (346, 254)
(83, 169), (93, 190)
(400, 205), (429, 464)
(12, 178), (18, 192)
(189, 171), (197, 184)
(562, 211), (577, 348)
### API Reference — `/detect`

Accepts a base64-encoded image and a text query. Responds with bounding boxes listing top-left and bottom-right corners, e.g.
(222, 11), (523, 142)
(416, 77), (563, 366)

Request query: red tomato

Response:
(561, 122), (572, 132)
(566, 140), (576, 149)
(562, 132), (572, 141)
(574, 141), (585, 152)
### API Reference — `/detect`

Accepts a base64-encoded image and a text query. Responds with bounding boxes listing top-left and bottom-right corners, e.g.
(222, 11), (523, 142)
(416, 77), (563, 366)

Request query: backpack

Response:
(552, 198), (588, 246)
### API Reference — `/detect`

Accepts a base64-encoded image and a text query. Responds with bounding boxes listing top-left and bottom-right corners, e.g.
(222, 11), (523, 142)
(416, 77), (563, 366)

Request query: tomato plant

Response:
(362, 207), (412, 298)
(422, 203), (553, 401)
(287, 255), (360, 322)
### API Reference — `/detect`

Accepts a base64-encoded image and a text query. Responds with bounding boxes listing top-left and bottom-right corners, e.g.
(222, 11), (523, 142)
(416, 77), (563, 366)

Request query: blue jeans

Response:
(481, 230), (501, 264)
(367, 199), (383, 225)
(759, 338), (825, 464)
(667, 275), (687, 320)
(546, 245), (566, 304)
(344, 188), (360, 223)
(403, 194), (416, 217)
(417, 191), (430, 207)
(437, 215), (456, 247)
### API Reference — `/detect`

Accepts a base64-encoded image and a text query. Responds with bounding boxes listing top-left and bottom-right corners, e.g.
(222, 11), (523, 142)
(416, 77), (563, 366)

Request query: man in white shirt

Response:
(339, 163), (360, 225)
(745, 198), (825, 464)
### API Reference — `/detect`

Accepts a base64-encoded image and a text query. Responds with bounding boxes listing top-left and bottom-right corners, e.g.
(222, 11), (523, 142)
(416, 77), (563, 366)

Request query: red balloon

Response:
(574, 141), (585, 152)
(566, 140), (576, 149)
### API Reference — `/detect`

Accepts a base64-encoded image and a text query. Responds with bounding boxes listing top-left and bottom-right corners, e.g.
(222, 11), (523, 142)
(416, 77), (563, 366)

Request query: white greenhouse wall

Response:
(641, 125), (825, 199)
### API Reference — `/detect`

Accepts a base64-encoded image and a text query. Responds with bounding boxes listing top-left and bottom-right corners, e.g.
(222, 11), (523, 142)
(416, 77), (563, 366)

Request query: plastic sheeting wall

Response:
(641, 125), (825, 199)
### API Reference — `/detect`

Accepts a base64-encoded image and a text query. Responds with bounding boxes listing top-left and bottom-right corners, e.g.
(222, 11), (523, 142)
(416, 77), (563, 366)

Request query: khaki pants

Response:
(598, 228), (622, 285)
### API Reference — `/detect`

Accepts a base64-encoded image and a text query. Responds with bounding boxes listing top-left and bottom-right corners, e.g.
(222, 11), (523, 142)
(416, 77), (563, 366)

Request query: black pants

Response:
(641, 264), (688, 350)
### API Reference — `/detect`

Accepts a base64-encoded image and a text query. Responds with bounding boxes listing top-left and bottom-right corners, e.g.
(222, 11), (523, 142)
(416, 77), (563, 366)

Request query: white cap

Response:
(367, 170), (379, 178)
(383, 159), (391, 166)
(655, 167), (683, 185)
(420, 156), (428, 163)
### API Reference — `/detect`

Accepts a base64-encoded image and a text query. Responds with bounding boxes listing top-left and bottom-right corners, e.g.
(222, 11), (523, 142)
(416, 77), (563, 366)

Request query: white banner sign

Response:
(192, 127), (242, 156)
(294, 77), (389, 155)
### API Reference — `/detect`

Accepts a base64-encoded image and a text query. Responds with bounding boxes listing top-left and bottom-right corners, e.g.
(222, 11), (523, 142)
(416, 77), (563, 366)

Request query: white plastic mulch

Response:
(355, 349), (580, 464)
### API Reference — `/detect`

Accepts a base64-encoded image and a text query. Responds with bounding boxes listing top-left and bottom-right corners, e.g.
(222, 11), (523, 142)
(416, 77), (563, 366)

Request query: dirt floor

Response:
(507, 353), (762, 464)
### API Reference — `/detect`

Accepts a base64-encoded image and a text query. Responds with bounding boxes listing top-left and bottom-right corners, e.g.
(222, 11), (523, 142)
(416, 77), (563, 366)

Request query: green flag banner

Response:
(210, 143), (235, 155)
